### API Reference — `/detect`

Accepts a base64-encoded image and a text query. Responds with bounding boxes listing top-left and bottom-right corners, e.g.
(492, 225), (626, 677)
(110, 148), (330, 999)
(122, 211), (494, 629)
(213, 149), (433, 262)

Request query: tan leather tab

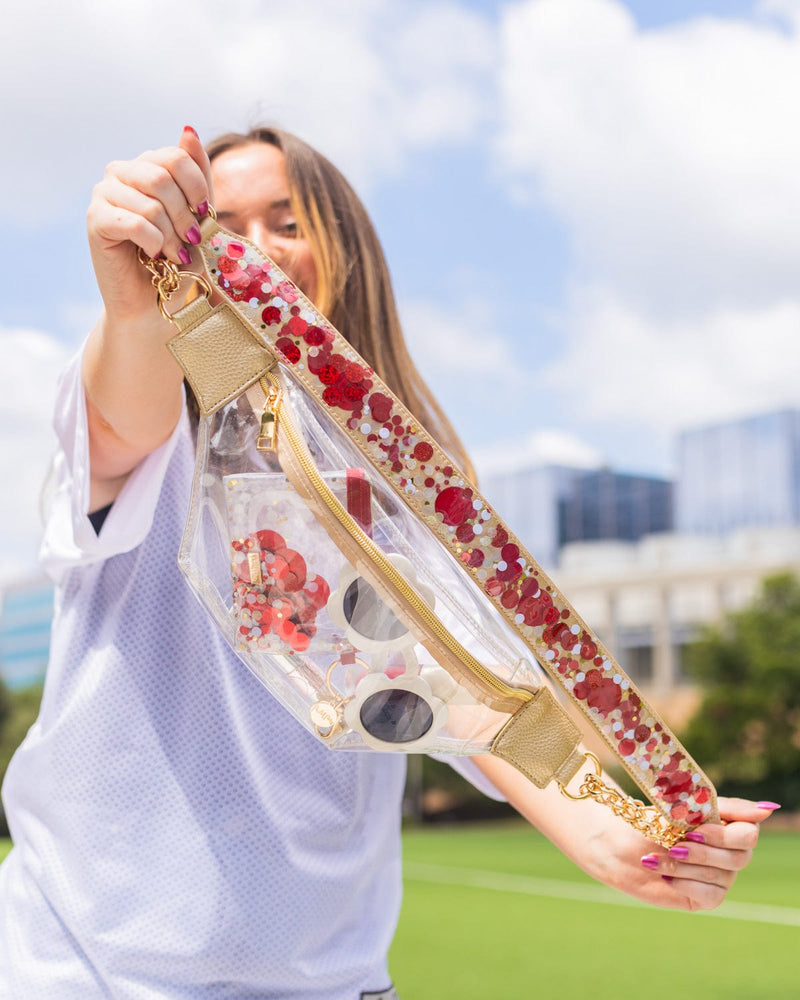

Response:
(167, 299), (275, 416)
(198, 214), (221, 242)
(490, 687), (584, 789)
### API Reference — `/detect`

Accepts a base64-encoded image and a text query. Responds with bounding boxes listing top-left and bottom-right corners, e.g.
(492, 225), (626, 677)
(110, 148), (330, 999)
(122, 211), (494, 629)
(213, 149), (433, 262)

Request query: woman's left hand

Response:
(475, 756), (778, 913)
(633, 797), (775, 911)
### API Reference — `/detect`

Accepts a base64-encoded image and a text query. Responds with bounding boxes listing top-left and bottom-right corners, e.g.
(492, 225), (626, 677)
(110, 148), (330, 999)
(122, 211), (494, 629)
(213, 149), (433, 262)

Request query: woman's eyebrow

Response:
(216, 200), (291, 218)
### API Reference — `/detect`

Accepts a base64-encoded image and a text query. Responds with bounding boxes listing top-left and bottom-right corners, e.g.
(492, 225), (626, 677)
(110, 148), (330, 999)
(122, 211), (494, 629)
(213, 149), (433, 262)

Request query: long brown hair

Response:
(206, 126), (474, 479)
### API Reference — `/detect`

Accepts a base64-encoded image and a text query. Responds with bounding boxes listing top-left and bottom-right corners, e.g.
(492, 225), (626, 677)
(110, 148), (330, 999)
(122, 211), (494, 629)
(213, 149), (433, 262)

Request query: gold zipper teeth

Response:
(264, 371), (531, 707)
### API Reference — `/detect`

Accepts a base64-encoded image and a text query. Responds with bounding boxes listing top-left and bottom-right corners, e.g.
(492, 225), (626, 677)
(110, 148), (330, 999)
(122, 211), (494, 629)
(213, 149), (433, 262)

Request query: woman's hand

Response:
(86, 125), (213, 327)
(83, 127), (215, 506)
(475, 755), (778, 913)
(631, 797), (775, 912)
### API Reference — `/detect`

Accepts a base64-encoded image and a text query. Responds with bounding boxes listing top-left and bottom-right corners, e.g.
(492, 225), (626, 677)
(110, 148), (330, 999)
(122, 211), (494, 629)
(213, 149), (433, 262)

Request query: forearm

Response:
(474, 753), (626, 886)
(82, 312), (184, 501)
(82, 128), (212, 508)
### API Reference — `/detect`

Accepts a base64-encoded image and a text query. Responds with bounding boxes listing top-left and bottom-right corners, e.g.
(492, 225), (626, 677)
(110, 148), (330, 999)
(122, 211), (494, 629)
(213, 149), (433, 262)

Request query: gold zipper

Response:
(261, 369), (532, 709)
(256, 380), (280, 451)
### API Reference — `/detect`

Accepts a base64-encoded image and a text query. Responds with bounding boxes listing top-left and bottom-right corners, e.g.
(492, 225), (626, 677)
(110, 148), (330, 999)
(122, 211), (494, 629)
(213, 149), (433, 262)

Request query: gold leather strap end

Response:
(167, 298), (276, 416)
(490, 687), (584, 789)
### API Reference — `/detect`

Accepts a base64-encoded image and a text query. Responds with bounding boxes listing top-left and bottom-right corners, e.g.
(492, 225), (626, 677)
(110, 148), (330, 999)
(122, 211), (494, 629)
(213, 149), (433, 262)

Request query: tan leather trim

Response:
(490, 687), (583, 789)
(167, 299), (275, 416)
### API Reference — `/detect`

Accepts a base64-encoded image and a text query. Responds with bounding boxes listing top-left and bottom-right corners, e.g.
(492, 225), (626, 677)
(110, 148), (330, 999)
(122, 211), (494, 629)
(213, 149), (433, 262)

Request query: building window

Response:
(620, 645), (654, 684)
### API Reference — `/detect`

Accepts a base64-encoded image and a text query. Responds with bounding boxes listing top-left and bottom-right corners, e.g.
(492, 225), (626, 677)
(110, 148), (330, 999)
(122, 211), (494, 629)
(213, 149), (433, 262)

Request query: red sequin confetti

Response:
(435, 486), (474, 527)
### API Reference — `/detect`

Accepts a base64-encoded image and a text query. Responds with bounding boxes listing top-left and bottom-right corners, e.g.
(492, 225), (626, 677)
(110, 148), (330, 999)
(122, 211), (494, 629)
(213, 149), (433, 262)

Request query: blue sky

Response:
(3, 0), (800, 578)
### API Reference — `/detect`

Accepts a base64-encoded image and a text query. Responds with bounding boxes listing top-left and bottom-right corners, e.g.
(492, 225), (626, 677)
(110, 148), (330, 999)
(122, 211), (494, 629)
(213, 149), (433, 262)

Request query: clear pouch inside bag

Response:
(181, 362), (547, 755)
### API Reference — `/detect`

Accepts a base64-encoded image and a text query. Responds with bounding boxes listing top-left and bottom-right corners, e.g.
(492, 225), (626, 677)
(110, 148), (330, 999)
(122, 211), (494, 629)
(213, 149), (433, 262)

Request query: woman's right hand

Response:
(86, 125), (214, 328)
(82, 127), (215, 507)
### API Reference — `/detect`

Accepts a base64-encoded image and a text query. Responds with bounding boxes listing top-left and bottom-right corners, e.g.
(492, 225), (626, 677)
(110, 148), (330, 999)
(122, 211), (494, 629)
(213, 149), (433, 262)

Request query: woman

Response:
(0, 125), (773, 998)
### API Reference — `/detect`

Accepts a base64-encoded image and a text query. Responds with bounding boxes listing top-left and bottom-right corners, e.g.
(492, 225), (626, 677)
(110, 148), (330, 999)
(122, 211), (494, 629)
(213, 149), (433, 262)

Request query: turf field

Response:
(1, 825), (797, 997)
(391, 822), (800, 999)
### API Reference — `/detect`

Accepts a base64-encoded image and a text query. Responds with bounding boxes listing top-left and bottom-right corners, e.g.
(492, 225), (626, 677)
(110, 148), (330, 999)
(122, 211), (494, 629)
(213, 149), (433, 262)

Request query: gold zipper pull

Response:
(257, 377), (281, 451)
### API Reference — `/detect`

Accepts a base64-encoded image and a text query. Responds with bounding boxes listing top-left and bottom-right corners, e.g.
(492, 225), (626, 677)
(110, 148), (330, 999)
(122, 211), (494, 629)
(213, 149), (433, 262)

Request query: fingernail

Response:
(183, 125), (199, 138)
(661, 875), (674, 883)
(197, 199), (209, 217)
(757, 801), (782, 810)
(669, 846), (689, 860)
(185, 224), (201, 246)
(178, 246), (192, 265)
(685, 831), (705, 844)
(641, 854), (660, 871)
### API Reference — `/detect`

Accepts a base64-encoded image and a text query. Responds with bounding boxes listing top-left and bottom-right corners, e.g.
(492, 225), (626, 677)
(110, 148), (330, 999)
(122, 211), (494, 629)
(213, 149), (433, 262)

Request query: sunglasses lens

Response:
(343, 578), (408, 643)
(359, 689), (434, 744)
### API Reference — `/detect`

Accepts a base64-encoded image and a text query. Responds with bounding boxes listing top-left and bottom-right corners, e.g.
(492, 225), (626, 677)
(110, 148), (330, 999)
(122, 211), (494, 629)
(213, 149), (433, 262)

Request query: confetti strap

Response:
(151, 214), (719, 838)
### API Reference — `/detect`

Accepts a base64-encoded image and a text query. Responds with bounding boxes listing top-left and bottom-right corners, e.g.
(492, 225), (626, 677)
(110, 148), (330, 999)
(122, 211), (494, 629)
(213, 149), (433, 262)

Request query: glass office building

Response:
(676, 409), (800, 534)
(0, 577), (53, 690)
(481, 464), (673, 568)
(558, 469), (673, 550)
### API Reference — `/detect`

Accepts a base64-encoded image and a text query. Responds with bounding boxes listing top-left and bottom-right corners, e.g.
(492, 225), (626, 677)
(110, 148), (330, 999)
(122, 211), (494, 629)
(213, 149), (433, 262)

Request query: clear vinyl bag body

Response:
(180, 363), (544, 755)
(153, 219), (718, 840)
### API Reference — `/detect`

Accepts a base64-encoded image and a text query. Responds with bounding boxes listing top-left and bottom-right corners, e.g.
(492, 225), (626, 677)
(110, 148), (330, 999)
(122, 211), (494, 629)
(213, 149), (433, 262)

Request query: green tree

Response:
(0, 680), (43, 837)
(683, 572), (800, 809)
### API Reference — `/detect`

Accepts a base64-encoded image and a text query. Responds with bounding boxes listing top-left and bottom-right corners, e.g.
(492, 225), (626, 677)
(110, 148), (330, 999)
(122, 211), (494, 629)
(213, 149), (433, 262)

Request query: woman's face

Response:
(211, 142), (318, 303)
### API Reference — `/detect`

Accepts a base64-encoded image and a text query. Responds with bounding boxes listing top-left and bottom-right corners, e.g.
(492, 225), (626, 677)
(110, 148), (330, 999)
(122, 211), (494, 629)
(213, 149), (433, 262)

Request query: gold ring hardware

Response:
(558, 750), (603, 801)
(136, 246), (212, 323)
(558, 751), (688, 848)
(155, 270), (213, 323)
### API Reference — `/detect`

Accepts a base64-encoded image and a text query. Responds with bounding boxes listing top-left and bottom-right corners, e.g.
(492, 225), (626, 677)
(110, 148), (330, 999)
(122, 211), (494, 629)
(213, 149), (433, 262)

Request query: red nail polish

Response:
(186, 225), (201, 246)
(669, 846), (689, 860)
(757, 801), (782, 810)
(685, 832), (705, 844)
(661, 875), (674, 883)
(641, 855), (659, 871)
(197, 200), (209, 217)
(183, 125), (199, 138)
(178, 246), (192, 265)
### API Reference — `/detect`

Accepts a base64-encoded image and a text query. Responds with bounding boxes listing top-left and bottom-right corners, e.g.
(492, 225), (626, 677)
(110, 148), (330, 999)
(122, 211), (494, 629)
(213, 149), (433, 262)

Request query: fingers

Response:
(718, 795), (781, 825)
(178, 124), (215, 206)
(110, 157), (201, 262)
(691, 819), (760, 852)
(88, 192), (166, 261)
(660, 876), (734, 912)
(638, 815), (763, 910)
(89, 126), (211, 265)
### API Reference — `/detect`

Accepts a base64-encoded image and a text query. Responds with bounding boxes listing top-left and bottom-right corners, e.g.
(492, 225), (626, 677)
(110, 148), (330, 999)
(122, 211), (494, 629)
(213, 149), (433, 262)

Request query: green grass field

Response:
(391, 822), (800, 999)
(2, 825), (798, 997)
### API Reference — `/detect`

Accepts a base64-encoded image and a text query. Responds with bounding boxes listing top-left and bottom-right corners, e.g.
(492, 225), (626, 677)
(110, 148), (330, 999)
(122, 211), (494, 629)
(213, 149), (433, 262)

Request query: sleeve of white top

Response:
(430, 754), (507, 802)
(39, 344), (187, 581)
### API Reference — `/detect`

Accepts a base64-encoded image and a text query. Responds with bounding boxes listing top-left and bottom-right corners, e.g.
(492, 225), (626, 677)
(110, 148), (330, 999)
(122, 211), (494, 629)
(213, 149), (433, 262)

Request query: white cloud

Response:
(495, 0), (800, 317)
(401, 295), (606, 475)
(758, 0), (800, 28)
(538, 286), (800, 465)
(0, 0), (494, 223)
(0, 328), (71, 580)
(473, 0), (800, 475)
(474, 428), (603, 476)
(7, 0), (797, 493)
(401, 297), (519, 378)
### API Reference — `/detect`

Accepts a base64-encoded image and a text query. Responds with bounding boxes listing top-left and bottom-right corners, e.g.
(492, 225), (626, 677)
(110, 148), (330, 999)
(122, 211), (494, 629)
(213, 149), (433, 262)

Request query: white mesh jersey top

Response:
(0, 349), (501, 999)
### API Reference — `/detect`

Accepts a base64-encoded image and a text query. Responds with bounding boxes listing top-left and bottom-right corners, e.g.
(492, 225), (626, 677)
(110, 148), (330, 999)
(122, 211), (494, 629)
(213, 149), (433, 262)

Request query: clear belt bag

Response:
(139, 212), (717, 847)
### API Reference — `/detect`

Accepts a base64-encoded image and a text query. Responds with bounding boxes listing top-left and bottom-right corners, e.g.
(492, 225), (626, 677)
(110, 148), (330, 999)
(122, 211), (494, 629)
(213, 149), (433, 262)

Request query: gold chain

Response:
(136, 247), (212, 322)
(559, 753), (687, 848)
(137, 247), (182, 295)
